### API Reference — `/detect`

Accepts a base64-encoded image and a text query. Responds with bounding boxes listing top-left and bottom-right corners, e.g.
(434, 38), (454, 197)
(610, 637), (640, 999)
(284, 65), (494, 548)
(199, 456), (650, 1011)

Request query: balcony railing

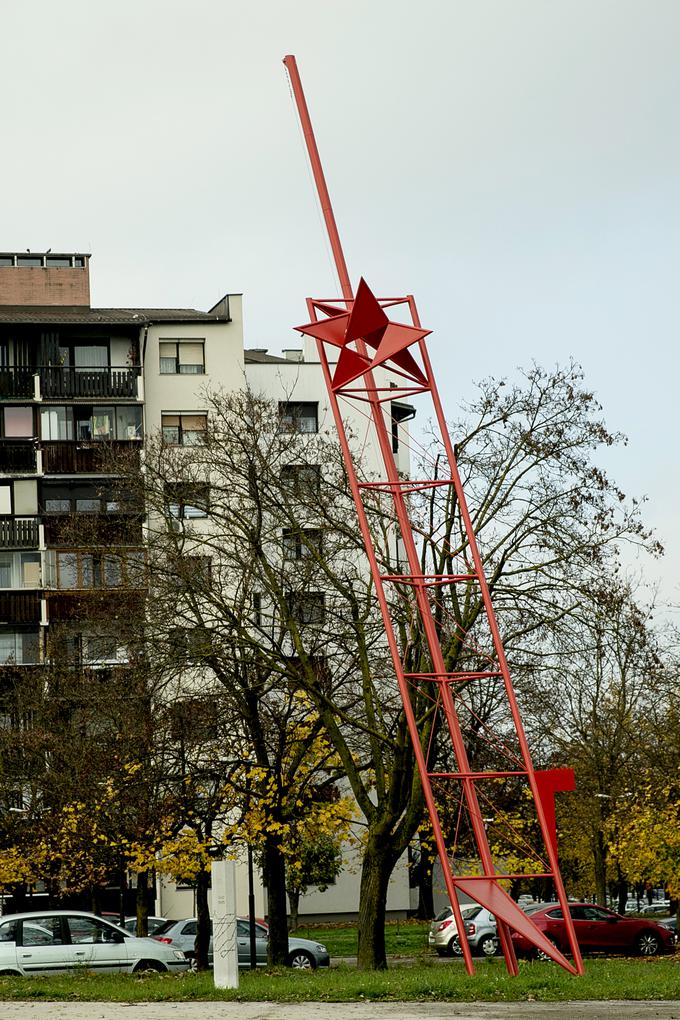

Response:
(40, 366), (140, 399)
(43, 514), (144, 547)
(0, 519), (39, 549)
(41, 441), (141, 475)
(0, 441), (37, 474)
(0, 368), (35, 400)
(0, 591), (41, 624)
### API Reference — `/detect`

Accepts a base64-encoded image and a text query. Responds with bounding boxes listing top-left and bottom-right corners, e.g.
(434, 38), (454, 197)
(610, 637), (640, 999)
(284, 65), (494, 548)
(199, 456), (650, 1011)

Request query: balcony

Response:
(0, 368), (35, 400)
(41, 441), (141, 475)
(0, 591), (41, 625)
(0, 519), (39, 549)
(0, 441), (37, 474)
(40, 366), (141, 400)
(43, 514), (143, 547)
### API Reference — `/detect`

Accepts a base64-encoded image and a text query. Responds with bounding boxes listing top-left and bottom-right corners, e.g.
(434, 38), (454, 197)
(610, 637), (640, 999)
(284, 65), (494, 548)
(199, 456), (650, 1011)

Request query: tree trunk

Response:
(263, 833), (289, 965)
(415, 835), (435, 920)
(356, 834), (396, 970)
(287, 884), (300, 931)
(194, 868), (211, 971)
(136, 870), (150, 937)
(593, 829), (607, 905)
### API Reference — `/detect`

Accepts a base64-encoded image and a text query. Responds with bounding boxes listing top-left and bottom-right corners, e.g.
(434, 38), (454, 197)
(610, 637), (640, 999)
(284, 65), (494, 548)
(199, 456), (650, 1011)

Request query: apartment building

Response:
(0, 252), (242, 678)
(0, 250), (414, 922)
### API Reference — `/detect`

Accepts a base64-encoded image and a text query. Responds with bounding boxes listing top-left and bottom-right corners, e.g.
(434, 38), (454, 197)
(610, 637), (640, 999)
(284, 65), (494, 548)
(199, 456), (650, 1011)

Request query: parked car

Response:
(428, 904), (499, 957)
(153, 917), (329, 969)
(123, 916), (168, 936)
(0, 910), (188, 976)
(639, 901), (671, 915)
(657, 917), (677, 943)
(511, 902), (675, 958)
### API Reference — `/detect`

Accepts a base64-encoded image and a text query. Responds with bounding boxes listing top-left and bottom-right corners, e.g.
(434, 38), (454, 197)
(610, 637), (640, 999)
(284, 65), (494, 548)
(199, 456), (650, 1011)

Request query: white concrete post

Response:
(211, 859), (239, 989)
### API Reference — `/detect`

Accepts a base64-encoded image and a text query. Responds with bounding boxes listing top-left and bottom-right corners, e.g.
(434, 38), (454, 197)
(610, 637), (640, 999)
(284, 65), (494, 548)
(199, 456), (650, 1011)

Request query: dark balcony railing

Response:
(43, 514), (144, 547)
(40, 366), (140, 399)
(0, 368), (35, 400)
(41, 441), (141, 475)
(0, 591), (41, 625)
(0, 519), (39, 549)
(0, 441), (37, 473)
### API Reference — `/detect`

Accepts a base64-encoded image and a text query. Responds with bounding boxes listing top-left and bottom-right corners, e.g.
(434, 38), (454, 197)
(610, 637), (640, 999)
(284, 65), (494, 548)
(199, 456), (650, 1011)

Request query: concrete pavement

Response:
(0, 1002), (679, 1019)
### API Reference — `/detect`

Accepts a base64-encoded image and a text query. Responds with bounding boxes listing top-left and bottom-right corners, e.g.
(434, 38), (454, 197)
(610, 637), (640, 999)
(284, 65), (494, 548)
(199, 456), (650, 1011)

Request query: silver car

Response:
(153, 917), (329, 969)
(0, 910), (188, 975)
(428, 903), (499, 957)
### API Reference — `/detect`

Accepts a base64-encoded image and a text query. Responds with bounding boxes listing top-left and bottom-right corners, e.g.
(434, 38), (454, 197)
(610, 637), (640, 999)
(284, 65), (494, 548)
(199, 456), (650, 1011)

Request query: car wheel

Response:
(449, 936), (463, 957)
(536, 936), (559, 961)
(133, 959), (166, 974)
(287, 949), (316, 969)
(637, 932), (661, 956)
(0, 969), (19, 976)
(478, 934), (499, 957)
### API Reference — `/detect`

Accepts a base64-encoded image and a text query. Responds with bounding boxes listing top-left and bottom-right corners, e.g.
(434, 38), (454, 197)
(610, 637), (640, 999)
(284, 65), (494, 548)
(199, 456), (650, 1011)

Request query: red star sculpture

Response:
(296, 278), (431, 390)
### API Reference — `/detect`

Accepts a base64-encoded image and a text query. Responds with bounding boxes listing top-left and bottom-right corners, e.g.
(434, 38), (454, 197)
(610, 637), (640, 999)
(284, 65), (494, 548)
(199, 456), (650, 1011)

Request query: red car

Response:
(511, 902), (675, 958)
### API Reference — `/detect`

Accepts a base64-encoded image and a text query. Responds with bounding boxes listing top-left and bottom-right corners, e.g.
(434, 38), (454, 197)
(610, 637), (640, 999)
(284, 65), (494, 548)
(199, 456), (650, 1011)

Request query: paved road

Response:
(1, 1002), (679, 1020)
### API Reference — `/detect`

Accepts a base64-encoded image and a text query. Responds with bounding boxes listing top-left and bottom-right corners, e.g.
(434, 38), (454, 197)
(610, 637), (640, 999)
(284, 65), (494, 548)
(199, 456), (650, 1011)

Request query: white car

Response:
(0, 910), (188, 975)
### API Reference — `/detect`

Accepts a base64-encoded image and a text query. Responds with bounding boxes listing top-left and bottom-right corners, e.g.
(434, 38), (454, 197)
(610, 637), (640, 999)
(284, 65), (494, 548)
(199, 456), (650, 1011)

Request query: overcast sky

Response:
(3, 1), (679, 607)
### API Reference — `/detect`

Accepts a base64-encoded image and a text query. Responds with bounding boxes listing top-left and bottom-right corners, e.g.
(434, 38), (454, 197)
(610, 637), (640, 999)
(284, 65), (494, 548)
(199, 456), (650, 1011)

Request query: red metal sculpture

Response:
(283, 54), (583, 977)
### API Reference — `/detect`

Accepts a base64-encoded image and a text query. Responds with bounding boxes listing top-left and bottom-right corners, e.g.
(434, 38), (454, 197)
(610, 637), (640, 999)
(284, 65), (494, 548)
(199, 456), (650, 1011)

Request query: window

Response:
(42, 482), (107, 514)
(40, 406), (73, 441)
(390, 400), (415, 454)
(169, 697), (219, 742)
(161, 413), (207, 446)
(2, 406), (33, 438)
(22, 916), (65, 946)
(279, 401), (318, 434)
(66, 916), (119, 945)
(164, 482), (210, 519)
(169, 627), (212, 661)
(0, 485), (11, 515)
(0, 920), (18, 943)
(282, 528), (323, 560)
(287, 592), (325, 625)
(280, 464), (321, 495)
(46, 550), (143, 590)
(0, 630), (39, 665)
(0, 553), (40, 589)
(159, 340), (205, 375)
(40, 405), (141, 441)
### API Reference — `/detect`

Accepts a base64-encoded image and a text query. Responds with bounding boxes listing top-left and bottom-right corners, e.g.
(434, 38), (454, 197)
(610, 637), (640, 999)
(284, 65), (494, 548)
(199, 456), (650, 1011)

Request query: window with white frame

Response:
(159, 340), (205, 375)
(0, 552), (40, 589)
(161, 413), (207, 446)
(278, 401), (318, 434)
(164, 482), (210, 519)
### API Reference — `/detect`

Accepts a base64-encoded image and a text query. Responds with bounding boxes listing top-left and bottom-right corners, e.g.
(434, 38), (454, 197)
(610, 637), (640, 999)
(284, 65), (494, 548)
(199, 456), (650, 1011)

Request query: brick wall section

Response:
(0, 266), (90, 306)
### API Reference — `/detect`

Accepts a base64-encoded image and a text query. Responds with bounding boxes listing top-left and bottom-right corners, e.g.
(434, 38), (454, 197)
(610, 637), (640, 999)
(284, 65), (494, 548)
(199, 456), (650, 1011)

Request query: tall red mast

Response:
(283, 54), (583, 977)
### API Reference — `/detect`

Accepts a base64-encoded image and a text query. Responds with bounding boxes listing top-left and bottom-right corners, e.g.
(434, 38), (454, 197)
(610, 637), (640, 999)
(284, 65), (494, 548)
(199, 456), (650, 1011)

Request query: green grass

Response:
(0, 957), (678, 1002)
(293, 919), (431, 957)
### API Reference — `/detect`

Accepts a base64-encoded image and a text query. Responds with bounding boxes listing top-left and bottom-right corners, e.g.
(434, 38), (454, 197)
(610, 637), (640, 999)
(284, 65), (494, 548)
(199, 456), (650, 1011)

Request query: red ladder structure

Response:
(283, 55), (583, 977)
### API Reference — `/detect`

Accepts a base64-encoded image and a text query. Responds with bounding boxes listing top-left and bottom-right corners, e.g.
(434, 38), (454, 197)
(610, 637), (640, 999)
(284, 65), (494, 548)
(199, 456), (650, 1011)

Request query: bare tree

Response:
(105, 360), (657, 969)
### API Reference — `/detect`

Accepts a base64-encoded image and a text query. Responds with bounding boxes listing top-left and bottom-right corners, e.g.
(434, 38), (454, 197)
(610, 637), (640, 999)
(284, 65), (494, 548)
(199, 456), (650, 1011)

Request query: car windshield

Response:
(152, 920), (177, 936)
